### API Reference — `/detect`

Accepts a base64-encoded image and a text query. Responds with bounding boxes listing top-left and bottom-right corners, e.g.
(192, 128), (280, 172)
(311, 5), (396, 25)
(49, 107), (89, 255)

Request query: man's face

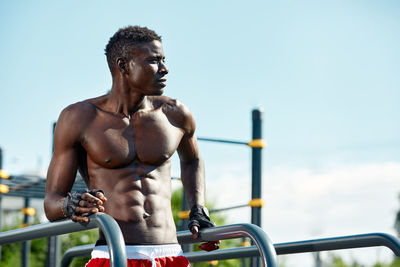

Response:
(126, 40), (168, 95)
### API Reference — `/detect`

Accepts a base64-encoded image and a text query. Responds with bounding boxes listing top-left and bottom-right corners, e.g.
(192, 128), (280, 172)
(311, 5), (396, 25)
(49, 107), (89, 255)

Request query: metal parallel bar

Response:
(61, 245), (255, 266)
(62, 245), (258, 265)
(0, 213), (127, 267)
(197, 137), (248, 146)
(183, 233), (400, 262)
(185, 246), (259, 262)
(177, 223), (278, 267)
(62, 224), (277, 267)
(93, 214), (127, 267)
(60, 229), (400, 266)
(0, 218), (94, 245)
(61, 244), (95, 267)
(61, 232), (400, 266)
(274, 232), (400, 256)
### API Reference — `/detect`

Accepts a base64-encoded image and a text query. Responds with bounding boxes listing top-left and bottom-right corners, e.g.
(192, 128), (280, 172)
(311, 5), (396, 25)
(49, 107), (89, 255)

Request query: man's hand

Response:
(188, 204), (220, 251)
(62, 189), (107, 223)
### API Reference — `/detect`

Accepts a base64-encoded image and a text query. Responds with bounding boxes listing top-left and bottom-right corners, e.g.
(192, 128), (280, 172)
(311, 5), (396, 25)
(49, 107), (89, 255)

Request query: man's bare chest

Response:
(81, 109), (184, 168)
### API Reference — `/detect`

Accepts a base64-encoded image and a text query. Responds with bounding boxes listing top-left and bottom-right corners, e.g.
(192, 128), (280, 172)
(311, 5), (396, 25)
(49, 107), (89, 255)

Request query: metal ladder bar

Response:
(0, 213), (127, 267)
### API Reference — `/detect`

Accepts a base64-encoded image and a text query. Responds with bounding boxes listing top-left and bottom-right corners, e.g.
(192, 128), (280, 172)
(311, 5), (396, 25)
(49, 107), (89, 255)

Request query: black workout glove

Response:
(188, 204), (216, 230)
(62, 189), (104, 219)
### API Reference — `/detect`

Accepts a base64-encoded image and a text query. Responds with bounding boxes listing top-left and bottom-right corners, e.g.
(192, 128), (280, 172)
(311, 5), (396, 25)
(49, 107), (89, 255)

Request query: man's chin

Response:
(157, 87), (165, 94)
(151, 88), (164, 96)
(144, 85), (165, 96)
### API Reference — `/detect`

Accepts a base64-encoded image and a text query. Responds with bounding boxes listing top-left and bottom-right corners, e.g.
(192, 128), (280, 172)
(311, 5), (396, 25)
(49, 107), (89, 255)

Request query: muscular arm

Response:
(176, 104), (205, 208)
(44, 104), (105, 222)
(176, 103), (219, 250)
(178, 133), (205, 207)
(45, 106), (81, 221)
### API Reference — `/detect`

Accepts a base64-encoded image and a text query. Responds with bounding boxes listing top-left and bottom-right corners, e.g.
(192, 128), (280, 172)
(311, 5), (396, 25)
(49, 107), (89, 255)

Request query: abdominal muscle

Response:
(88, 161), (178, 244)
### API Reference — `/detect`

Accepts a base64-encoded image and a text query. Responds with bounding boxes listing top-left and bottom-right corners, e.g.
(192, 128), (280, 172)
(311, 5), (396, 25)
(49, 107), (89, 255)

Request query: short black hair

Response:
(105, 25), (162, 74)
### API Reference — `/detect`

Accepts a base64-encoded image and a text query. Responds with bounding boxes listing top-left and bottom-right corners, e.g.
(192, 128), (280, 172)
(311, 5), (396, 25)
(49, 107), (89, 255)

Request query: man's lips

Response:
(156, 78), (167, 87)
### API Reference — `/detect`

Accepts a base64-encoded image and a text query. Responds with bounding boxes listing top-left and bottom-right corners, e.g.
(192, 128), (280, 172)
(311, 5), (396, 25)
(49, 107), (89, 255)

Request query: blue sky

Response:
(1, 1), (399, 265)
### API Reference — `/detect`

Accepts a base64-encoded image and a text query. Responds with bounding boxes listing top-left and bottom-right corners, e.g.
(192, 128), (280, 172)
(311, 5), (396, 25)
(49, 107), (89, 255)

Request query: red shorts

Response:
(85, 244), (190, 267)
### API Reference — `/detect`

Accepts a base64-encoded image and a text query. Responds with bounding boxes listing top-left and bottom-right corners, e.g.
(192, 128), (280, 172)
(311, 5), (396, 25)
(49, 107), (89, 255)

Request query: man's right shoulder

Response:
(58, 101), (97, 125)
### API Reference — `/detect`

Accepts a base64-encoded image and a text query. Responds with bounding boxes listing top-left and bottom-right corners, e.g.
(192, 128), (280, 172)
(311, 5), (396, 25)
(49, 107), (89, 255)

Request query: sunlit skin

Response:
(44, 40), (218, 249)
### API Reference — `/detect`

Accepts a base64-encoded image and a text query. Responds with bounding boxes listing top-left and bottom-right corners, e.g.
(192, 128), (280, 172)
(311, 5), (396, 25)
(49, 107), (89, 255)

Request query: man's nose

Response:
(159, 61), (168, 75)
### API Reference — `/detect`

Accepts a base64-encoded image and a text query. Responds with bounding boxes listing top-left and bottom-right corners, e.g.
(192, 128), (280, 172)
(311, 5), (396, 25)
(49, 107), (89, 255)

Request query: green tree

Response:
(389, 258), (400, 267)
(0, 213), (97, 267)
(325, 254), (362, 267)
(0, 215), (48, 267)
(61, 229), (99, 267)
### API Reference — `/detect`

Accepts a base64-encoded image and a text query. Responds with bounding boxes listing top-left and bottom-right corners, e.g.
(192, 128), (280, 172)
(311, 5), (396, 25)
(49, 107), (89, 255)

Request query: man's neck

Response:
(107, 81), (149, 118)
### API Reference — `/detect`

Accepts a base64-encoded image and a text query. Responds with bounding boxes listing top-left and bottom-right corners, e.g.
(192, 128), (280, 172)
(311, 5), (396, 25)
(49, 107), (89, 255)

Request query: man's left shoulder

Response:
(151, 96), (190, 115)
(152, 96), (195, 133)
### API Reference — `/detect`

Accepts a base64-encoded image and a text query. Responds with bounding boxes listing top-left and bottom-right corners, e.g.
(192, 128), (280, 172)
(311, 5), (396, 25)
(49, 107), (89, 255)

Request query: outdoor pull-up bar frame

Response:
(62, 223), (278, 267)
(197, 108), (265, 228)
(61, 227), (400, 266)
(182, 232), (400, 262)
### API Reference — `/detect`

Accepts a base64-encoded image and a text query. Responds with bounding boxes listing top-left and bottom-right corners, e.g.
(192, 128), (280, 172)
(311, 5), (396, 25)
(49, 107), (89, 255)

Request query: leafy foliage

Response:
(60, 229), (99, 267)
(326, 254), (363, 267)
(320, 253), (400, 267)
(0, 212), (97, 266)
(0, 216), (48, 266)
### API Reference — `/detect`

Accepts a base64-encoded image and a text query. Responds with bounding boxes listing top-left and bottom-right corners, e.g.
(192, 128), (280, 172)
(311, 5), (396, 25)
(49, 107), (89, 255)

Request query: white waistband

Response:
(91, 244), (184, 260)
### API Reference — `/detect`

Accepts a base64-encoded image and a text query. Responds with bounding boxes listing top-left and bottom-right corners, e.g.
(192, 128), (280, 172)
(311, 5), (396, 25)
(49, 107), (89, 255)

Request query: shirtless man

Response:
(44, 26), (217, 266)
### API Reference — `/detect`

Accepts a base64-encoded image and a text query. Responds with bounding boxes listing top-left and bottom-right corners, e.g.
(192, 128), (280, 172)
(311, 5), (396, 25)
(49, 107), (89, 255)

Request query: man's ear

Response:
(117, 58), (128, 74)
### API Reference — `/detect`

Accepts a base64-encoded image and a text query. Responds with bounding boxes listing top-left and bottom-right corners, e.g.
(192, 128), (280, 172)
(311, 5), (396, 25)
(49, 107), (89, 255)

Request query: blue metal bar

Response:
(183, 232), (400, 262)
(274, 232), (400, 256)
(60, 231), (400, 266)
(184, 246), (259, 261)
(197, 137), (248, 146)
(0, 213), (126, 267)
(209, 204), (249, 213)
(251, 109), (263, 228)
(177, 223), (278, 267)
(251, 108), (263, 267)
(61, 244), (95, 267)
(62, 223), (278, 267)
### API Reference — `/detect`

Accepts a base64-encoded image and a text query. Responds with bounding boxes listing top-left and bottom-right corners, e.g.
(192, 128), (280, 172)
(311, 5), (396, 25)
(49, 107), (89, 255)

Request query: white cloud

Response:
(207, 161), (400, 266)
